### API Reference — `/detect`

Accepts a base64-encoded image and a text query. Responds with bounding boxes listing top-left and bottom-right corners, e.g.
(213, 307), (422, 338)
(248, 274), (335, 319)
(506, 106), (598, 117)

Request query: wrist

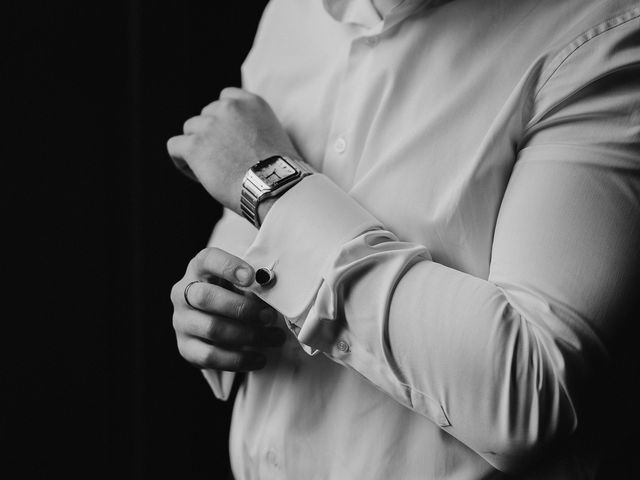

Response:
(240, 155), (314, 228)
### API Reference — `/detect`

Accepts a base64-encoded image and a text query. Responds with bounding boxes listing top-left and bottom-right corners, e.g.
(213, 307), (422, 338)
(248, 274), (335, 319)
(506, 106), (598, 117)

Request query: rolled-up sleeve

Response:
(241, 15), (640, 473)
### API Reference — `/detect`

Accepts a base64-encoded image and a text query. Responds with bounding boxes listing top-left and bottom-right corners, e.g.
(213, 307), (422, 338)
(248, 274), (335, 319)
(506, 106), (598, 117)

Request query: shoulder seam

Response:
(534, 5), (640, 99)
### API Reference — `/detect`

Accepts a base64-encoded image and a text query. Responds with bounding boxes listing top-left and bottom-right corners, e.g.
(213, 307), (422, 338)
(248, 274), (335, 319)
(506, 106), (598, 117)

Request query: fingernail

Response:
(235, 267), (252, 284)
(264, 328), (286, 346)
(259, 308), (277, 325)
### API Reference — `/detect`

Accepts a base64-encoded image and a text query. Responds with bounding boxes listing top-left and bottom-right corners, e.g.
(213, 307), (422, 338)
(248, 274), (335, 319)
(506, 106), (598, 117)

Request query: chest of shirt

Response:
(240, 0), (591, 277)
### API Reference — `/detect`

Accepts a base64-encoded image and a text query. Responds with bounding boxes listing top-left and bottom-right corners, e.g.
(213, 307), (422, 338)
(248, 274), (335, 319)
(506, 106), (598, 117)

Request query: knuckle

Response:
(171, 313), (181, 333)
(219, 87), (242, 99)
(200, 101), (214, 114)
(182, 117), (196, 133)
(186, 257), (199, 274)
(221, 256), (238, 281)
(176, 338), (191, 362)
(218, 97), (234, 109)
(170, 279), (185, 304)
(166, 136), (178, 155)
(188, 252), (203, 272)
(195, 247), (214, 267)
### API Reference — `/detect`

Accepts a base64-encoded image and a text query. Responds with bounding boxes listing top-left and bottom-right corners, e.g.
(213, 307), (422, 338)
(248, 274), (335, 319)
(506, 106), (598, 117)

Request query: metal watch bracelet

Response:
(240, 156), (313, 228)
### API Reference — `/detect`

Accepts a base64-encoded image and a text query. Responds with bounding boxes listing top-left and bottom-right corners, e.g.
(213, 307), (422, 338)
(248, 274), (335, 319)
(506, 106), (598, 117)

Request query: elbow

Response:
(479, 399), (577, 473)
(479, 317), (580, 473)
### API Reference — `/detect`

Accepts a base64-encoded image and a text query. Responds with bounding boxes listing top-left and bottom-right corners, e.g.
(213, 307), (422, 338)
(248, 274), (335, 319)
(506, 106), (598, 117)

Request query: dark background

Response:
(4, 1), (639, 479)
(5, 1), (267, 477)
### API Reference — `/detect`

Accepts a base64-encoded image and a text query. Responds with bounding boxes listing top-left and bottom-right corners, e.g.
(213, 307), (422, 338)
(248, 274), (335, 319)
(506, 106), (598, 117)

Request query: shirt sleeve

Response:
(241, 15), (640, 473)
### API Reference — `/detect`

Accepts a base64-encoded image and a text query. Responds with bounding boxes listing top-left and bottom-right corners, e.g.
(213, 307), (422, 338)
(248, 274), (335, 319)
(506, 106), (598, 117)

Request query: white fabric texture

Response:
(201, 0), (640, 478)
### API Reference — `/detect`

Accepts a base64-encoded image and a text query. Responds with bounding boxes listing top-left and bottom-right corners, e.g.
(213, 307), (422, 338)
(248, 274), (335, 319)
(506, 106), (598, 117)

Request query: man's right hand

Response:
(170, 247), (285, 371)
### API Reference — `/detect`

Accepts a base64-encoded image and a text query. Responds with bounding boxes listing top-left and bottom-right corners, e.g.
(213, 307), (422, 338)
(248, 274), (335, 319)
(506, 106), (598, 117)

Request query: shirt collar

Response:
(322, 0), (447, 32)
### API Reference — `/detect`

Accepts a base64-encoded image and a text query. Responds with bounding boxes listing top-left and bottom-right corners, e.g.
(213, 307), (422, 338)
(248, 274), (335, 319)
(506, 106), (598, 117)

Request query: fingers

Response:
(183, 115), (214, 134)
(170, 246), (285, 371)
(180, 280), (264, 321)
(166, 134), (191, 161)
(177, 88), (262, 138)
(177, 335), (267, 371)
(201, 87), (260, 116)
(173, 310), (285, 348)
(190, 247), (255, 287)
(218, 86), (252, 100)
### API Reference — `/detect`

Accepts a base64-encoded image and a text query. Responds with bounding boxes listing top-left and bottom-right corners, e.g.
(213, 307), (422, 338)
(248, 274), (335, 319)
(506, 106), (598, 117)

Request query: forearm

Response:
(243, 165), (637, 472)
(333, 238), (588, 471)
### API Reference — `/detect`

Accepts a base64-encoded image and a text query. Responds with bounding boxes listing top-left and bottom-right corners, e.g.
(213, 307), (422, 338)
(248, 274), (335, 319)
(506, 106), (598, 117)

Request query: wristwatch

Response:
(240, 154), (313, 227)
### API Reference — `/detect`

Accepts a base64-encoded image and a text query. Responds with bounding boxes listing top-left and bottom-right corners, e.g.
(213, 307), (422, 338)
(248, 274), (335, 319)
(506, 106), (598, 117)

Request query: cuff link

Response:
(255, 267), (276, 287)
(336, 340), (350, 353)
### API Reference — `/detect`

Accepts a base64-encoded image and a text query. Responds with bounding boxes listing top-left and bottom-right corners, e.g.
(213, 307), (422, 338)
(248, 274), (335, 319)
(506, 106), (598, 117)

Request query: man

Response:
(167, 0), (640, 478)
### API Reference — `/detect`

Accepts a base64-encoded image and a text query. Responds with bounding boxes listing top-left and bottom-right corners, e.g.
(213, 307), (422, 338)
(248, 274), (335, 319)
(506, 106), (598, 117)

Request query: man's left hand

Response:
(167, 87), (299, 214)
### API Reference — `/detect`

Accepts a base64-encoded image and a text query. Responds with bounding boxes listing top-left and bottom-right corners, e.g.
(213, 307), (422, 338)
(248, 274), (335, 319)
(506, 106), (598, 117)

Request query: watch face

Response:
(254, 157), (298, 186)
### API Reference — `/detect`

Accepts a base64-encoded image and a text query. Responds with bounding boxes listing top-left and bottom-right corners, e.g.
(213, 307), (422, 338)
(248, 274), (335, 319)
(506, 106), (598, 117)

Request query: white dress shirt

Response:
(200, 0), (640, 478)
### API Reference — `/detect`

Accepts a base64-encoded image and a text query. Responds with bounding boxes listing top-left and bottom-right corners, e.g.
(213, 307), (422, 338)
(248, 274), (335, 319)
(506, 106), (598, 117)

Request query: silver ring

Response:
(183, 280), (203, 310)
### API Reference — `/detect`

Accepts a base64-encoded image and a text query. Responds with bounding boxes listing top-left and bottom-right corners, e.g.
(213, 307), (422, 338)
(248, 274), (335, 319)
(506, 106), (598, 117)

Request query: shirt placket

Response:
(321, 0), (426, 190)
(322, 27), (386, 191)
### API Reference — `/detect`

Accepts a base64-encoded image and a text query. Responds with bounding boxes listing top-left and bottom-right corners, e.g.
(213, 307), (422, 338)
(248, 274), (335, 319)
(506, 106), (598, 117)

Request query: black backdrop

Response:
(5, 1), (640, 479)
(6, 1), (267, 477)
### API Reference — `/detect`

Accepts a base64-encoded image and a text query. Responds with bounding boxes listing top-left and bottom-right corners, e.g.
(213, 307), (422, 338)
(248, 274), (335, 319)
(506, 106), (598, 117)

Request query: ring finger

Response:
(182, 280), (261, 321)
(178, 336), (267, 371)
(175, 310), (285, 348)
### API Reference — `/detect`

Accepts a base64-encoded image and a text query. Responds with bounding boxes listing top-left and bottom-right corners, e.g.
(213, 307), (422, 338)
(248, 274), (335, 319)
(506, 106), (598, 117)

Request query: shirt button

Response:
(334, 136), (347, 154)
(336, 339), (350, 353)
(266, 450), (279, 467)
(365, 35), (379, 47)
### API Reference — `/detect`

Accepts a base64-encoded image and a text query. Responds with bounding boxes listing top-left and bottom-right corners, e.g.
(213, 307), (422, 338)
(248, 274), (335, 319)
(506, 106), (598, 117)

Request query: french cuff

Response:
(201, 369), (236, 401)
(243, 174), (382, 351)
